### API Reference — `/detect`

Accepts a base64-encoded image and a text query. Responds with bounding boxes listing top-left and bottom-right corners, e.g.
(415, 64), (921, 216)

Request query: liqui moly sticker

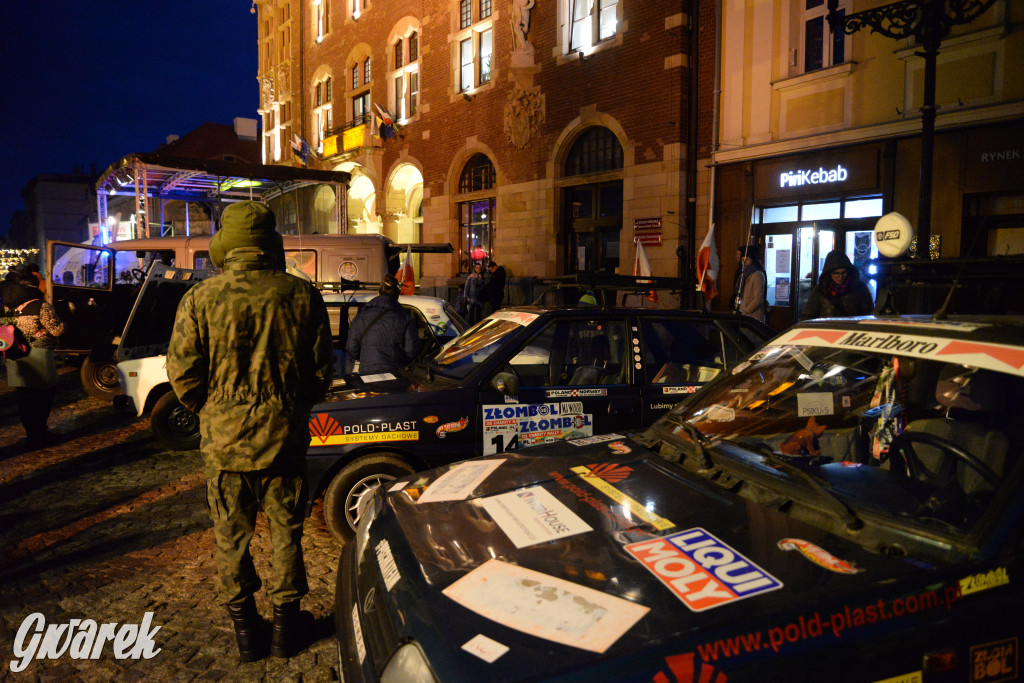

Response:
(436, 417), (469, 438)
(777, 538), (862, 574)
(626, 528), (782, 612)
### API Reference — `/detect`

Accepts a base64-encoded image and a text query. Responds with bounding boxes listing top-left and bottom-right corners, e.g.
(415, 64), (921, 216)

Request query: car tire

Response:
(324, 454), (415, 543)
(151, 391), (201, 451)
(80, 354), (122, 400)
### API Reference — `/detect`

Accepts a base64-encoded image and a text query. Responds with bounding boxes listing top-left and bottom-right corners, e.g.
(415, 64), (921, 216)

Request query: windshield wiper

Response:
(664, 416), (714, 469)
(738, 442), (862, 531)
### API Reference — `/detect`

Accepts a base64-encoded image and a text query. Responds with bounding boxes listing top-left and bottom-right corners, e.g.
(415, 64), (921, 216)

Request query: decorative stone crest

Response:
(504, 84), (545, 150)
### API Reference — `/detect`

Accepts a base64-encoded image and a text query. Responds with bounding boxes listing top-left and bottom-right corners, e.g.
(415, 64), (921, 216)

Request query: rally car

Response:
(115, 263), (466, 450)
(337, 314), (1024, 682)
(306, 303), (774, 540)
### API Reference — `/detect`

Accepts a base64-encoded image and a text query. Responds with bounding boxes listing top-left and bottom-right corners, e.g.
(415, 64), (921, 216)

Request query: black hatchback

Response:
(306, 303), (775, 540)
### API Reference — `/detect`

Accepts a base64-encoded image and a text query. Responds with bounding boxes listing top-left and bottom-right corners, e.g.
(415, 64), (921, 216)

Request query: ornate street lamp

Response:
(826, 0), (998, 257)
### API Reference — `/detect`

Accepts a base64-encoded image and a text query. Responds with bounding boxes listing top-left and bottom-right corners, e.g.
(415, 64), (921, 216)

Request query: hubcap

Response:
(345, 474), (396, 530)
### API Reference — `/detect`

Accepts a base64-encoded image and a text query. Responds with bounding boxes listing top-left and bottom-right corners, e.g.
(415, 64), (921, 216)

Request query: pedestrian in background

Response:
(801, 249), (874, 319)
(1, 269), (65, 451)
(737, 246), (768, 323)
(346, 274), (421, 376)
(463, 262), (486, 324)
(483, 261), (506, 316)
(167, 201), (333, 663)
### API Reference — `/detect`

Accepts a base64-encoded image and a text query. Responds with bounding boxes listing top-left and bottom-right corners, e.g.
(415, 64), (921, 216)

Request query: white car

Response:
(115, 264), (466, 450)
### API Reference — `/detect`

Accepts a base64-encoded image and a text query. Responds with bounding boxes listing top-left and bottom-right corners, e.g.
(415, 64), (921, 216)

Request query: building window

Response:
(569, 0), (618, 52)
(364, 57), (371, 83)
(315, 0), (330, 41)
(480, 0), (492, 19)
(351, 0), (367, 20)
(802, 0), (847, 72)
(460, 0), (472, 29)
(325, 77), (332, 102)
(390, 25), (421, 121)
(353, 91), (370, 123)
(460, 38), (473, 91)
(458, 154), (497, 270)
(352, 65), (359, 90)
(564, 127), (624, 176)
(312, 75), (334, 147)
(479, 29), (492, 84)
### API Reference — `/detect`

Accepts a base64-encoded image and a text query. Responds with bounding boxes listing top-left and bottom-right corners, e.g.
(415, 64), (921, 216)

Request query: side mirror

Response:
(491, 371), (519, 397)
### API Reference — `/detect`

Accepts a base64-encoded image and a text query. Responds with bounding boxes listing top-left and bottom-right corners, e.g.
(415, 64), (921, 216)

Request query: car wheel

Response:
(151, 392), (201, 451)
(323, 454), (415, 542)
(80, 354), (122, 400)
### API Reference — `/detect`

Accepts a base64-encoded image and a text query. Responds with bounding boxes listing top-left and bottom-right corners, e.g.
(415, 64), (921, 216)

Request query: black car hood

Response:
(360, 436), (976, 680)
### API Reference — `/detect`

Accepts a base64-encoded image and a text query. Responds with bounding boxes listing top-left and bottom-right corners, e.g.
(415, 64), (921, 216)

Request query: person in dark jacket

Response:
(346, 274), (421, 376)
(463, 263), (487, 324)
(167, 201), (333, 662)
(737, 246), (768, 323)
(483, 261), (507, 316)
(801, 249), (875, 319)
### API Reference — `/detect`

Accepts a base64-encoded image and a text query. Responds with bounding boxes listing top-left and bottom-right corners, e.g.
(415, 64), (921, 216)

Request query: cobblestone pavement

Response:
(0, 363), (344, 681)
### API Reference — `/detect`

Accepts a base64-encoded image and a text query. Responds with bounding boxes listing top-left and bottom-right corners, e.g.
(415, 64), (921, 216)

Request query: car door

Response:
(638, 316), (731, 425)
(47, 240), (119, 353)
(478, 315), (638, 456)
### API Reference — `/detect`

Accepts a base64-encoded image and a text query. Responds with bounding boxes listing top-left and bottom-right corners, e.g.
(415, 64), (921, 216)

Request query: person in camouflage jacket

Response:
(167, 201), (333, 662)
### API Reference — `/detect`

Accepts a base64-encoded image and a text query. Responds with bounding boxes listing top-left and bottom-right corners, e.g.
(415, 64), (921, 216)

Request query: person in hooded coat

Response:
(801, 249), (875, 319)
(166, 201), (333, 662)
(736, 246), (768, 323)
(346, 274), (420, 376)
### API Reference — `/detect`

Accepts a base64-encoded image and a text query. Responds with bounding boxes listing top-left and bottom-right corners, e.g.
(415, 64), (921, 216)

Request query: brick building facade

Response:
(256, 0), (699, 300)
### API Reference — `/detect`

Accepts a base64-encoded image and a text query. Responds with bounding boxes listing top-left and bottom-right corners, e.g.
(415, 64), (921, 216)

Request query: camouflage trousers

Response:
(205, 466), (309, 607)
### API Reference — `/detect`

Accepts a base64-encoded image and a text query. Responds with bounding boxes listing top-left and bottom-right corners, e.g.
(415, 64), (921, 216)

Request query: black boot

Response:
(226, 597), (267, 663)
(271, 601), (301, 658)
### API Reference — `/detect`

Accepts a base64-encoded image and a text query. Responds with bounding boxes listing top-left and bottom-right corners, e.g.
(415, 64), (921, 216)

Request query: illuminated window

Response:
(454, 4), (493, 93)
(347, 47), (372, 126)
(458, 154), (497, 271)
(390, 23), (421, 121)
(312, 74), (334, 147)
(315, 0), (330, 41)
(569, 0), (619, 52)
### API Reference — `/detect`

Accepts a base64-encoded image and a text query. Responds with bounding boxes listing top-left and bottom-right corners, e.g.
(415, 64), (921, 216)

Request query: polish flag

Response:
(696, 224), (720, 308)
(634, 240), (658, 303)
(397, 244), (415, 295)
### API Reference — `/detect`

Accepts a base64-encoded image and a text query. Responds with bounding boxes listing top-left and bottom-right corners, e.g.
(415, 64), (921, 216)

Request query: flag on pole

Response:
(633, 240), (658, 303)
(291, 134), (311, 165)
(696, 224), (720, 308)
(397, 244), (415, 295)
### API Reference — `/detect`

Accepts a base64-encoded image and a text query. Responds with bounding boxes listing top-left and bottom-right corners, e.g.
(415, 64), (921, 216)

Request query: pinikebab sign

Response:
(780, 165), (848, 188)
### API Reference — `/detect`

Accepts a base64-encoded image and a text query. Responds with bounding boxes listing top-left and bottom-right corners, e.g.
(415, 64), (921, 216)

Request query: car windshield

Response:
(650, 340), (1024, 550)
(429, 311), (539, 380)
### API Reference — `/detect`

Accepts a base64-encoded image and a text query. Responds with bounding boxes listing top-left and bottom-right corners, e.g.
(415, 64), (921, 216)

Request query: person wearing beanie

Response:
(345, 274), (421, 376)
(801, 249), (874, 319)
(166, 200), (333, 662)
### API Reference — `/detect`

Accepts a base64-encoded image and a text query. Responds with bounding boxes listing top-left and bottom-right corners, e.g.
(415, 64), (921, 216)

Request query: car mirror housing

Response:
(492, 371), (519, 397)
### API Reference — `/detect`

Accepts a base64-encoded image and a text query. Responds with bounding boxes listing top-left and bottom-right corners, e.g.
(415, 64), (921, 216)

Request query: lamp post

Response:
(826, 0), (997, 257)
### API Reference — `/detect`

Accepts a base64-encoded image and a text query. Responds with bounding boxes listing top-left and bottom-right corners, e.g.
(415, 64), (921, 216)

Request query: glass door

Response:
(795, 224), (835, 320)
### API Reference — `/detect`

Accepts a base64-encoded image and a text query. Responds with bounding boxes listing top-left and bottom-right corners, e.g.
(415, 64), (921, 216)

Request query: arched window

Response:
(389, 24), (421, 121)
(564, 126), (623, 176)
(457, 154), (496, 270)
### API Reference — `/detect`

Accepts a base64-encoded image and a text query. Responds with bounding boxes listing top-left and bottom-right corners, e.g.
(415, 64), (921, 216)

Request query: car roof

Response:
(785, 314), (1024, 346)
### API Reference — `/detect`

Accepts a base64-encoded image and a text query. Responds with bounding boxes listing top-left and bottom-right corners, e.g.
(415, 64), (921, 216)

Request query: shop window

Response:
(844, 197), (883, 218)
(762, 205), (799, 223)
(802, 202), (840, 221)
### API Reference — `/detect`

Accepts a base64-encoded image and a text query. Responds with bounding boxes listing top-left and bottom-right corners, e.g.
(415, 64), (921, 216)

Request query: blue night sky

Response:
(0, 0), (259, 236)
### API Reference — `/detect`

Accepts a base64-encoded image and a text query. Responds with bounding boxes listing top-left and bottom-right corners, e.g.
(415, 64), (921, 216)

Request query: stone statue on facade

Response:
(511, 0), (536, 53)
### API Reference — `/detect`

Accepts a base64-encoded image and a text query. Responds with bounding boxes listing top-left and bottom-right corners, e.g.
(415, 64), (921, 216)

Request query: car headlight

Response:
(354, 490), (380, 560)
(381, 643), (438, 683)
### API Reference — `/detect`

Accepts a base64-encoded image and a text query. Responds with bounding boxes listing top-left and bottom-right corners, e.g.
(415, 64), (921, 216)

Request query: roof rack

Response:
(872, 255), (1024, 317)
(531, 273), (687, 308)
